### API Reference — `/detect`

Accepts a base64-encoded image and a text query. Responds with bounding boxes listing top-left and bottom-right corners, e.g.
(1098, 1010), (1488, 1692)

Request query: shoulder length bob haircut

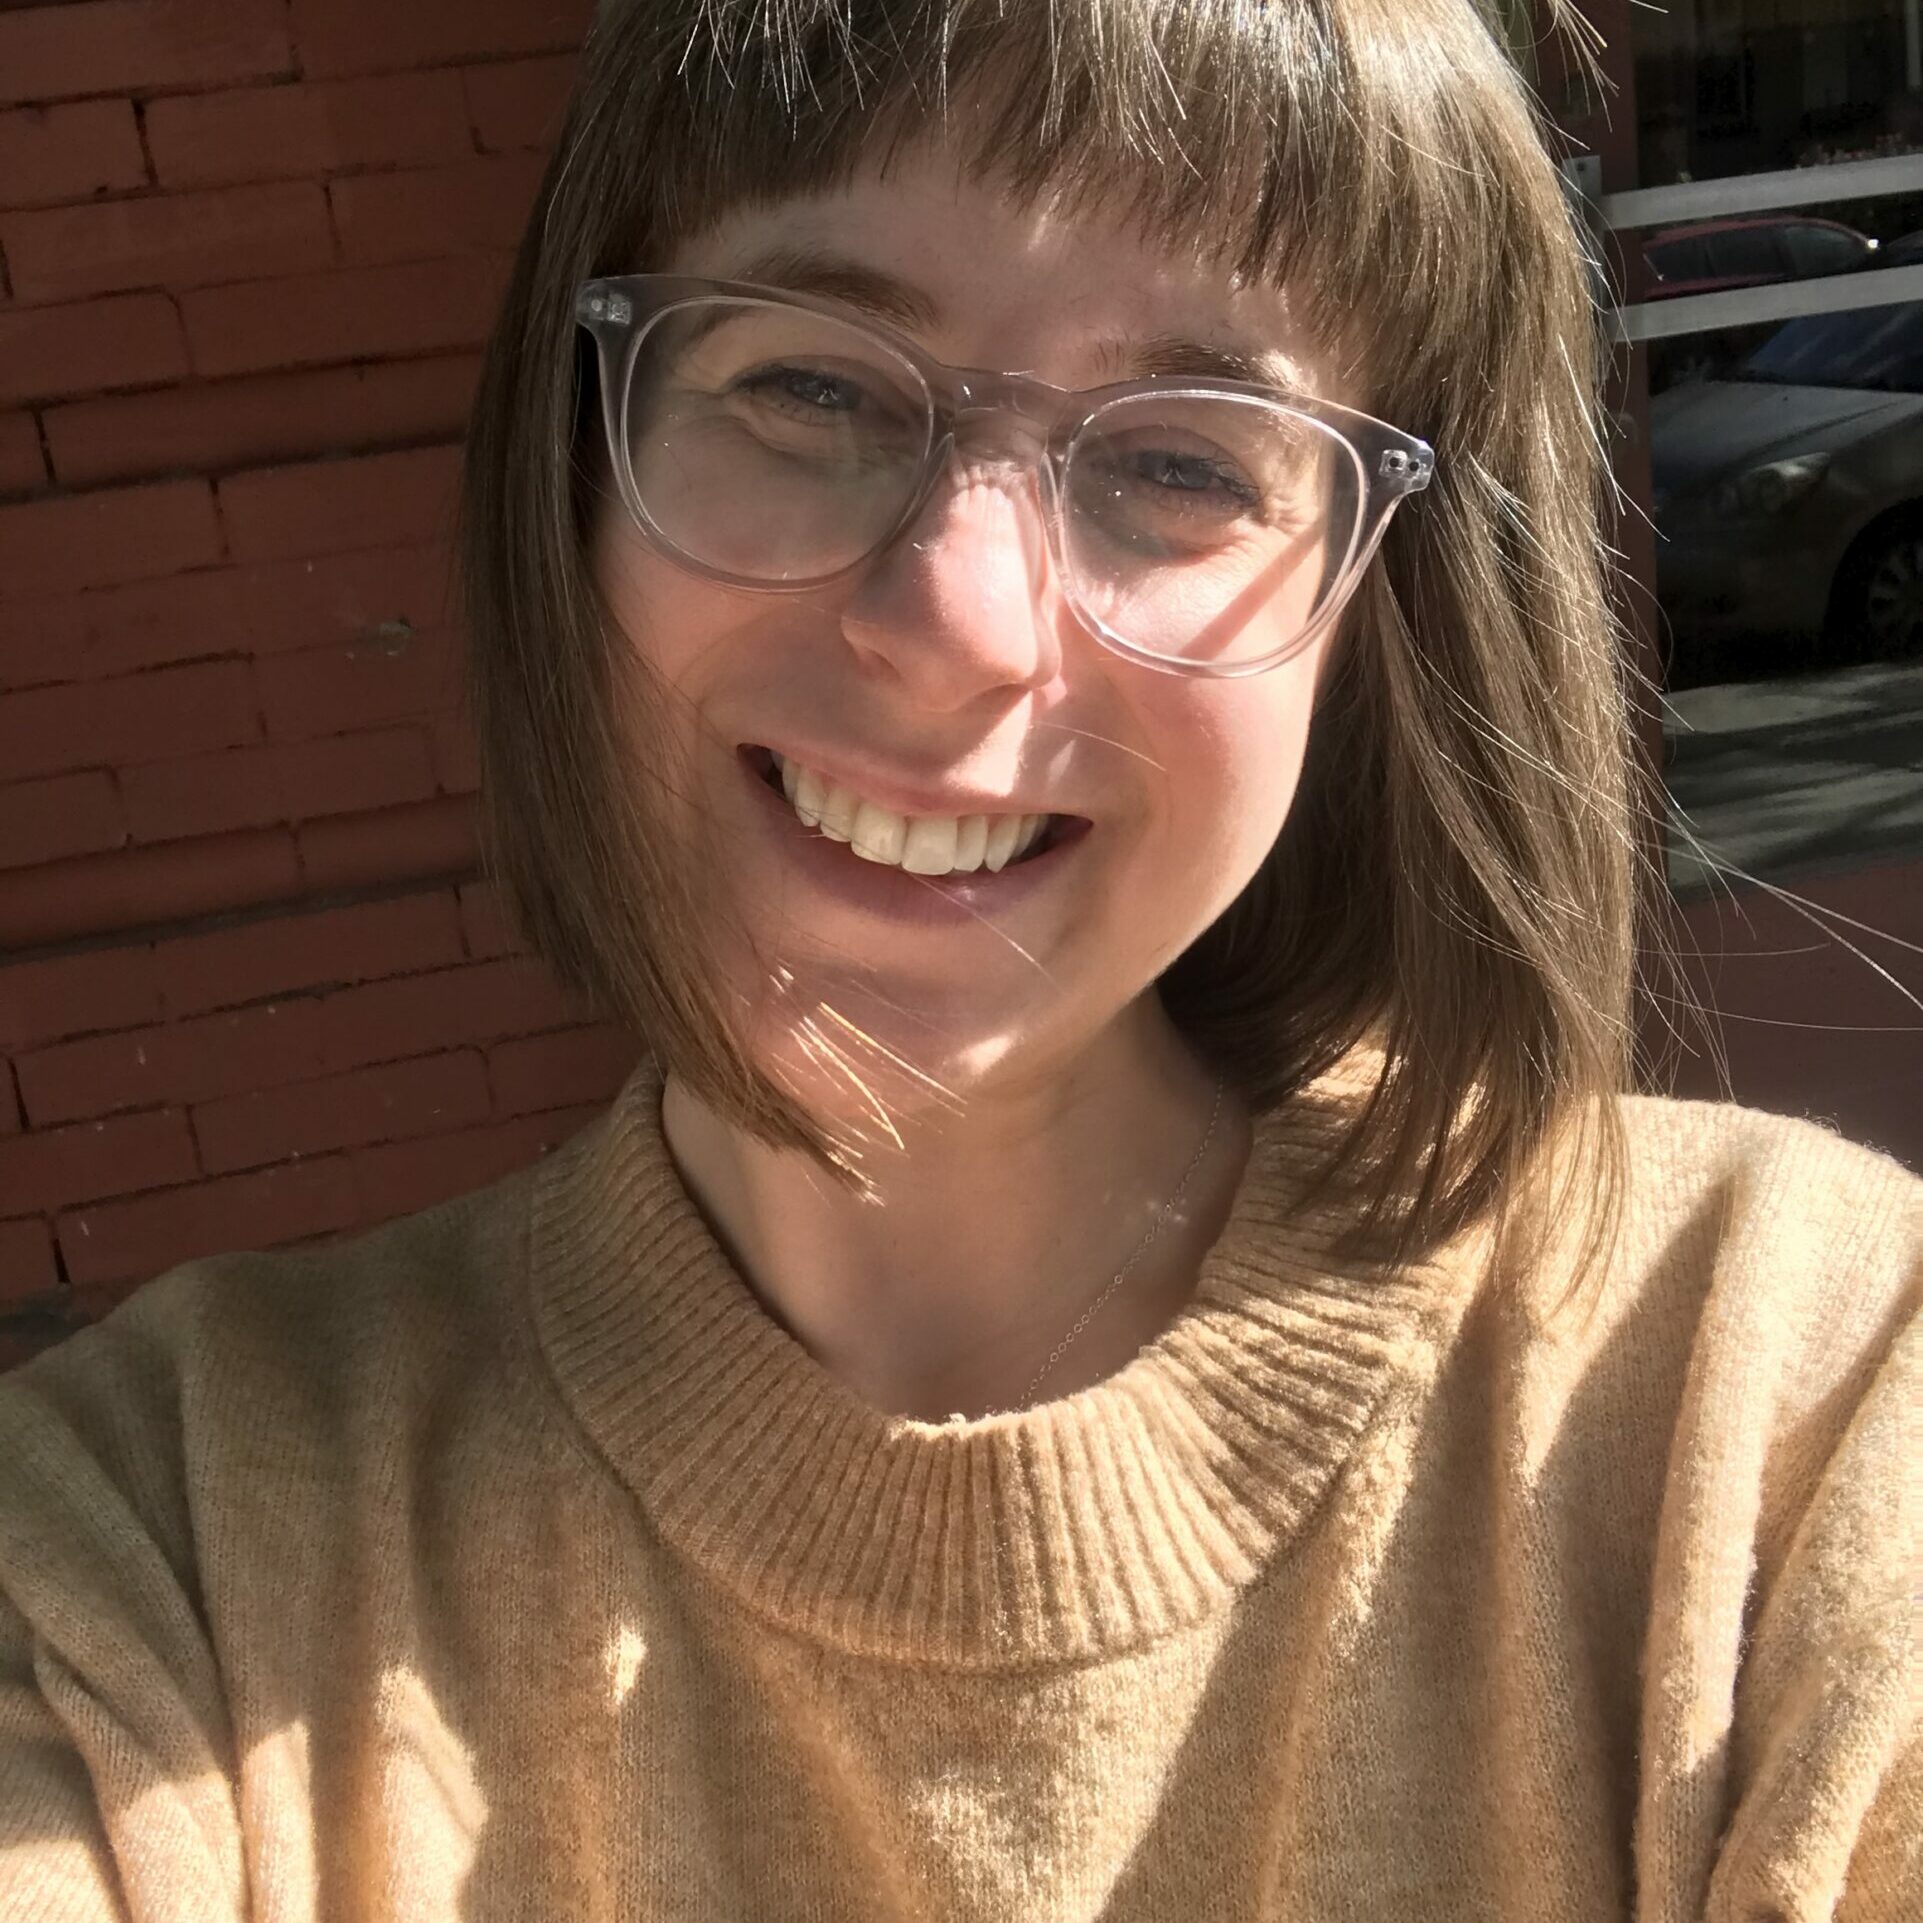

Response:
(459, 0), (1646, 1302)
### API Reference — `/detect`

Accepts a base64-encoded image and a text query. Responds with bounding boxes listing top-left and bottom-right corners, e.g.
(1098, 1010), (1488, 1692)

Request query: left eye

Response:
(1128, 450), (1259, 505)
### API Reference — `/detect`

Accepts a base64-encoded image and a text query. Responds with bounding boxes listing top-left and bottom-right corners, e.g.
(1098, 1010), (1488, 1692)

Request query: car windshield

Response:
(1735, 298), (1923, 392)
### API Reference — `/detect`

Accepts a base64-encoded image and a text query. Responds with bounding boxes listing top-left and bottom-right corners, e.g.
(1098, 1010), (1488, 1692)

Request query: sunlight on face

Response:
(588, 144), (1345, 1134)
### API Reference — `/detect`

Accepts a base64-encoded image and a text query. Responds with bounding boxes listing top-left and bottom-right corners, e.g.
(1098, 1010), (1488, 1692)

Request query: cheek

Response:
(1144, 652), (1323, 887)
(590, 507), (718, 692)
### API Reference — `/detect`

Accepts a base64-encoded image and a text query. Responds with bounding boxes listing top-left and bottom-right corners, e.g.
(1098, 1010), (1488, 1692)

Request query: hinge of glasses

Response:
(579, 287), (633, 326)
(1378, 448), (1430, 484)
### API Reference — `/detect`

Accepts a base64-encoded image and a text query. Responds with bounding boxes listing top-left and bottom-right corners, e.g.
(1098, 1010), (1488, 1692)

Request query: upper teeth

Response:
(771, 753), (1052, 875)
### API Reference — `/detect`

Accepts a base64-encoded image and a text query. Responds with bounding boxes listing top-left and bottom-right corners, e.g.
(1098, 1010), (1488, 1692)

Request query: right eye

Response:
(732, 363), (871, 420)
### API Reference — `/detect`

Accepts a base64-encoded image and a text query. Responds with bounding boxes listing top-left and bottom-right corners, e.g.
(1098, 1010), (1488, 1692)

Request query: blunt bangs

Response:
(592, 0), (1564, 427)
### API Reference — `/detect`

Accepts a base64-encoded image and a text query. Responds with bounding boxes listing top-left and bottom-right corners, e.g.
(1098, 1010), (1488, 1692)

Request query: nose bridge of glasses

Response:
(917, 368), (1068, 535)
(936, 364), (1065, 449)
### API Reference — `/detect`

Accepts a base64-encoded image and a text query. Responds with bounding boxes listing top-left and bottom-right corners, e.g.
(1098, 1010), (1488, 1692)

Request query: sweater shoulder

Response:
(1553, 1093), (1919, 1425)
(0, 1146), (557, 1574)
(1610, 1090), (1920, 1259)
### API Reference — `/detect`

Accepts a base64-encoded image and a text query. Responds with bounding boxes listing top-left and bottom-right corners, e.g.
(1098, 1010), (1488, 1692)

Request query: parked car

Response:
(1642, 215), (1876, 301)
(1650, 232), (1923, 670)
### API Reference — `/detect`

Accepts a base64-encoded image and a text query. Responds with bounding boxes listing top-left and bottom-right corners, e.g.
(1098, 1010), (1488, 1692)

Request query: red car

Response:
(1642, 215), (1875, 300)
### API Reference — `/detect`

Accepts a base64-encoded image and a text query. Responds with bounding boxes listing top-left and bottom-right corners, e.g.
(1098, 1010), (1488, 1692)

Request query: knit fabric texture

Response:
(1, 1058), (1917, 1921)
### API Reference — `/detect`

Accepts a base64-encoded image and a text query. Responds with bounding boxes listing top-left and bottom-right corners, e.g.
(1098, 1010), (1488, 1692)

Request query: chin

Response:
(725, 943), (1132, 1138)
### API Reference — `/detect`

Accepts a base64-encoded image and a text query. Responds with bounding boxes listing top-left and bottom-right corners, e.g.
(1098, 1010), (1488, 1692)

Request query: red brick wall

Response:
(0, 0), (640, 1371)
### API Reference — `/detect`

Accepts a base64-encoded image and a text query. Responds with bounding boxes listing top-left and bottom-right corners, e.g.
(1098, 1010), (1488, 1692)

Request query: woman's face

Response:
(590, 147), (1344, 1121)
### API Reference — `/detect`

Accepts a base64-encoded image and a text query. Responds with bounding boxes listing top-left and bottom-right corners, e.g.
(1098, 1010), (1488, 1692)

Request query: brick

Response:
(429, 713), (481, 794)
(462, 55), (576, 154)
(195, 1047), (490, 1174)
(146, 71), (471, 189)
(0, 1216), (59, 1306)
(0, 1065), (18, 1135)
(293, 0), (594, 81)
(0, 829), (302, 951)
(0, 544), (455, 691)
(296, 793), (478, 894)
(0, 659), (258, 782)
(118, 744), (282, 843)
(0, 1108), (196, 1215)
(183, 254), (512, 379)
(457, 879), (519, 960)
(0, 409), (45, 495)
(67, 1282), (131, 1324)
(351, 1101), (598, 1222)
(317, 954), (580, 1073)
(218, 443), (463, 564)
(0, 0), (292, 112)
(275, 728), (440, 821)
(330, 154), (545, 266)
(0, 770), (125, 871)
(0, 478), (221, 602)
(18, 997), (330, 1126)
(256, 630), (461, 740)
(0, 292), (188, 407)
(45, 354), (480, 489)
(123, 728), (439, 843)
(59, 1155), (358, 1288)
(248, 544), (457, 653)
(0, 100), (146, 210)
(488, 1023), (639, 1117)
(2, 590), (155, 692)
(26, 949), (565, 1123)
(0, 945), (159, 1051)
(157, 889), (464, 1018)
(3, 181), (334, 305)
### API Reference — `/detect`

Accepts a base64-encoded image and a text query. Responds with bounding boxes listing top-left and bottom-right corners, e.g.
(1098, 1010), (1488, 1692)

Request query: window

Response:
(1781, 224), (1870, 279)
(1704, 226), (1786, 280)
(1647, 235), (1712, 284)
(1743, 301), (1923, 393)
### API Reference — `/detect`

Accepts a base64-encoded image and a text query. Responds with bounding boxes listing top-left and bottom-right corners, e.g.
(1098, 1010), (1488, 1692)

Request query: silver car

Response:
(1651, 255), (1923, 670)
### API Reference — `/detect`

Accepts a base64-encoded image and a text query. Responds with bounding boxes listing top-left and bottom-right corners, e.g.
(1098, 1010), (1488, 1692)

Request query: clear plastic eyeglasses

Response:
(575, 273), (1436, 678)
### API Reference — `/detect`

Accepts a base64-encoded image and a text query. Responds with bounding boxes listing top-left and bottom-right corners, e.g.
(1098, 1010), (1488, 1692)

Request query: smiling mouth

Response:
(741, 745), (1088, 874)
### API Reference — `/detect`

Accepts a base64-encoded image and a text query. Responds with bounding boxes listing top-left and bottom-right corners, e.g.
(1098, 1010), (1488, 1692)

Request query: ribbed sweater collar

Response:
(529, 1059), (1471, 1669)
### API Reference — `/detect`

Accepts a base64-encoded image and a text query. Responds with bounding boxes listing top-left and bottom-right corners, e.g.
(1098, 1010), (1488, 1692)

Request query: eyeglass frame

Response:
(574, 272), (1437, 680)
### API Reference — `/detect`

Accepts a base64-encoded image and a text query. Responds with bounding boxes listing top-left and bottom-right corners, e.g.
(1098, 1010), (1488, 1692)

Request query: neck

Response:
(659, 998), (1249, 1420)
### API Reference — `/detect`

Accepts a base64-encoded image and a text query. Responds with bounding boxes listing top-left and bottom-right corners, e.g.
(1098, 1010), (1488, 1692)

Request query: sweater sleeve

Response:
(1632, 1114), (1922, 1923)
(1712, 1289), (1920, 1923)
(0, 1271), (248, 1923)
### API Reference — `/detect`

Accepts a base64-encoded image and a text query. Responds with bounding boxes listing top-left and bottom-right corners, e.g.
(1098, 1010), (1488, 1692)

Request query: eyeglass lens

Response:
(622, 297), (1365, 668)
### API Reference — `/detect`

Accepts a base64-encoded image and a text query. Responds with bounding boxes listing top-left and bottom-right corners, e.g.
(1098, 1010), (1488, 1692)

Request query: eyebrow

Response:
(731, 247), (941, 332)
(1108, 334), (1272, 385)
(724, 245), (1300, 390)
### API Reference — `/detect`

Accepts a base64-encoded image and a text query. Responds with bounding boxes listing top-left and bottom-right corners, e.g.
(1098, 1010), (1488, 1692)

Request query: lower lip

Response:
(737, 748), (1092, 927)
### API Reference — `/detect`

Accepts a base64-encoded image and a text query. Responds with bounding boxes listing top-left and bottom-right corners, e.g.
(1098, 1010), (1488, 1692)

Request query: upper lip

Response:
(748, 741), (1085, 822)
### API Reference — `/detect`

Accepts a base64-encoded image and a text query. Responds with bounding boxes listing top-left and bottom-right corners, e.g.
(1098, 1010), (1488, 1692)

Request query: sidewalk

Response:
(1664, 659), (1923, 896)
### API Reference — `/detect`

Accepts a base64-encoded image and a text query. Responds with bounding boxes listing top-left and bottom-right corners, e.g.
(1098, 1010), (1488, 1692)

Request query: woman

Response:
(2, 2), (1916, 1918)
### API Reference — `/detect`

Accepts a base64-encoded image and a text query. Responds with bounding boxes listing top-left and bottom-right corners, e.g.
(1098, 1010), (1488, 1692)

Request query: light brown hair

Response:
(458, 0), (1643, 1297)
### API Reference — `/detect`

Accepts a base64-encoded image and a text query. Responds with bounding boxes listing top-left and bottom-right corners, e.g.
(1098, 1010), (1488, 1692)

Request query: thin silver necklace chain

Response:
(997, 1077), (1227, 1414)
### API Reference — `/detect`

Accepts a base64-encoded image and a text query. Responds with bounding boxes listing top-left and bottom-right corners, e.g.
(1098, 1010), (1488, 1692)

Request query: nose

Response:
(837, 442), (1064, 711)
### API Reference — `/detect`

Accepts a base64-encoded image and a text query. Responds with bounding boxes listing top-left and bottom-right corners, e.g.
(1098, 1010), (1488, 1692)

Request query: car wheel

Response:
(1833, 509), (1923, 659)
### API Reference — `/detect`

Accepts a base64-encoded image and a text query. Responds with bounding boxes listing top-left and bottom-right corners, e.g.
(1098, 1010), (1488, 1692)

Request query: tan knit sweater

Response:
(1, 1060), (1916, 1922)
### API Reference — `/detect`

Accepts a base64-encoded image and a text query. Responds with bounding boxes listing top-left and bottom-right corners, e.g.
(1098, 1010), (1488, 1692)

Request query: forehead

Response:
(657, 147), (1327, 395)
